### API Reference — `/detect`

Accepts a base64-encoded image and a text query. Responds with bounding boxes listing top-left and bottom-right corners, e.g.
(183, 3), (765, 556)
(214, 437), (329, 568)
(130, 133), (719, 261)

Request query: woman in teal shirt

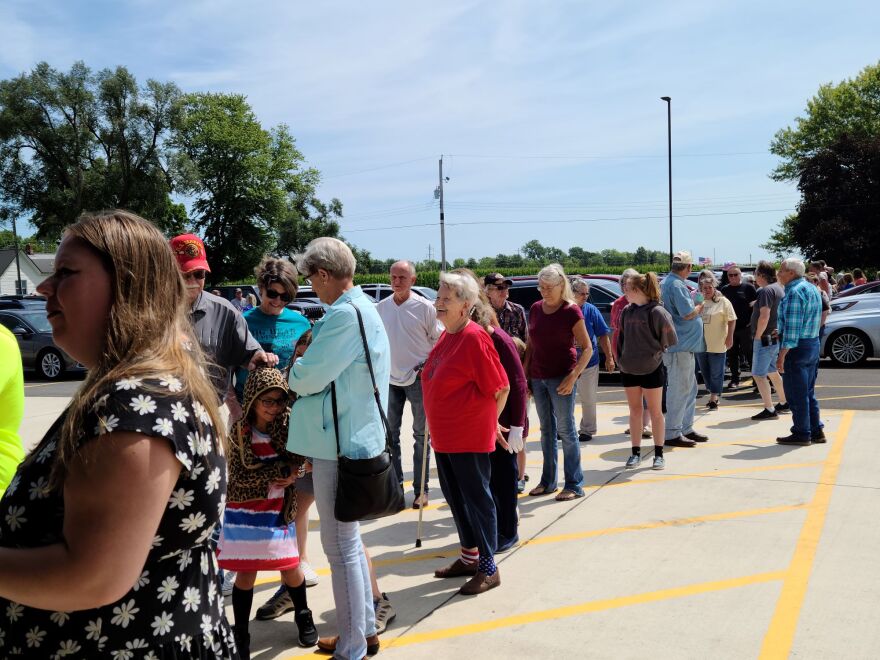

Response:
(287, 238), (390, 660)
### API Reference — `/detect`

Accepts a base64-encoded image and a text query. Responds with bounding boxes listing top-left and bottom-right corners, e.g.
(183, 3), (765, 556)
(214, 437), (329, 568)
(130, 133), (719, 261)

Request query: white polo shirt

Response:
(377, 292), (443, 386)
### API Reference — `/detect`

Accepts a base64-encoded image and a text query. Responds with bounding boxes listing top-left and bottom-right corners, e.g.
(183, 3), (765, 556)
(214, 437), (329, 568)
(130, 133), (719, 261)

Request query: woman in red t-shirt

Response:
(525, 264), (592, 501)
(422, 273), (510, 595)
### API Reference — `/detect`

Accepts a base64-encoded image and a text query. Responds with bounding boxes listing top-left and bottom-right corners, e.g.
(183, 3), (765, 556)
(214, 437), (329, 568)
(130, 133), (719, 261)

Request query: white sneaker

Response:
(301, 560), (319, 587)
(221, 570), (236, 596)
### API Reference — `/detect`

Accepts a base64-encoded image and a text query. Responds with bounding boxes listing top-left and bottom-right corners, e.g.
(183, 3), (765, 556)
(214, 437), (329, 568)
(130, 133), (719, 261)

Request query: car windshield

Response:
(596, 280), (622, 296)
(414, 287), (437, 300)
(16, 310), (52, 332)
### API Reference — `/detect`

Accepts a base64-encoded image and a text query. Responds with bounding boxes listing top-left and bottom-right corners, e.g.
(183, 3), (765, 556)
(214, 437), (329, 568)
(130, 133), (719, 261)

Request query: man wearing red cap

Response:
(170, 234), (278, 406)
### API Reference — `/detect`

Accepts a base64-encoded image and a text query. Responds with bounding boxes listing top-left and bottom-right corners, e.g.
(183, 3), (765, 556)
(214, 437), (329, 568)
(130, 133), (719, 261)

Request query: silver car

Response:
(821, 293), (880, 366)
(0, 308), (86, 379)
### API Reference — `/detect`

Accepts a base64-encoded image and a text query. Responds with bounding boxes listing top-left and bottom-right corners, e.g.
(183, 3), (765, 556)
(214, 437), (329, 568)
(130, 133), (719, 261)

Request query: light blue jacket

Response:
(287, 287), (391, 461)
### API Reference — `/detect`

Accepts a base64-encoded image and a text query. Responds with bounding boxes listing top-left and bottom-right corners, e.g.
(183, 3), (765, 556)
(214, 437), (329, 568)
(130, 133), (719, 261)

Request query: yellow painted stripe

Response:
(759, 410), (854, 659)
(727, 393), (879, 408)
(380, 572), (785, 652)
(253, 503), (805, 588)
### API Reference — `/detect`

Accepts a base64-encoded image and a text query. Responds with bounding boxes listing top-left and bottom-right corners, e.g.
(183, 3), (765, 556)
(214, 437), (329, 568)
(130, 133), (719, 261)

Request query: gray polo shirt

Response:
(190, 291), (261, 398)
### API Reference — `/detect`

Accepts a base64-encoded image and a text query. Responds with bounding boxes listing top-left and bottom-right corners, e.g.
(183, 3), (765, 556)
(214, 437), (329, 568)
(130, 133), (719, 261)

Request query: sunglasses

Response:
(257, 396), (289, 408)
(184, 270), (207, 281)
(264, 289), (293, 303)
(489, 285), (509, 291)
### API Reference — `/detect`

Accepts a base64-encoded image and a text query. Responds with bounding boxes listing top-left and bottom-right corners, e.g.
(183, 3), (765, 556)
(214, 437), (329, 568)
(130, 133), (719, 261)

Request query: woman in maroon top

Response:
(525, 264), (593, 501)
(422, 272), (510, 595)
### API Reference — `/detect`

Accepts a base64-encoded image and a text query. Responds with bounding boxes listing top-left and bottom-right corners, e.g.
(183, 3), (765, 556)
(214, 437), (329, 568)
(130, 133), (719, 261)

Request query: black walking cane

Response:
(415, 422), (431, 548)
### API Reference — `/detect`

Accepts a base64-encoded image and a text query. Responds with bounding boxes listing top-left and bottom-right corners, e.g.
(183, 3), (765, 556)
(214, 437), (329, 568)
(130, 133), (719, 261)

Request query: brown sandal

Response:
(555, 489), (584, 502)
(528, 485), (558, 497)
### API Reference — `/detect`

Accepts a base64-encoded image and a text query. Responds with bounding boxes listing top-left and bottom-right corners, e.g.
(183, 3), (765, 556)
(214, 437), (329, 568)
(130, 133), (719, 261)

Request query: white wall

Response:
(0, 253), (44, 295)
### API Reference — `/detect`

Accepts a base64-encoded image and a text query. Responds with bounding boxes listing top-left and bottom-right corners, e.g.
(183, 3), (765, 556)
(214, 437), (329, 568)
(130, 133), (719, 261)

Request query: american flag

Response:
(698, 257), (712, 265)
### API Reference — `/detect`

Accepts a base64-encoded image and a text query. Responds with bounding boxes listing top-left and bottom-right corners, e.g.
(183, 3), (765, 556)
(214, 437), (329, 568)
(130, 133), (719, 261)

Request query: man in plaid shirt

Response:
(484, 273), (529, 342)
(775, 258), (824, 446)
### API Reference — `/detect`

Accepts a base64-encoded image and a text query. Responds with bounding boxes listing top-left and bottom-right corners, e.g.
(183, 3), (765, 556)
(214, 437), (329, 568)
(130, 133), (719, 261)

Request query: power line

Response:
(321, 156), (435, 179)
(446, 151), (771, 160)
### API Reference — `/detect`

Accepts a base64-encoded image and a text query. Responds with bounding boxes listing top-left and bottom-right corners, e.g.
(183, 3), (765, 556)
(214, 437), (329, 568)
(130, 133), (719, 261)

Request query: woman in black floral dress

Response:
(0, 211), (237, 659)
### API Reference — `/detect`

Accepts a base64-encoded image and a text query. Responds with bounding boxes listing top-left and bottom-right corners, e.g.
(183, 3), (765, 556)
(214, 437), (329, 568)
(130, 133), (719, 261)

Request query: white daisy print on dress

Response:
(35, 440), (56, 464)
(182, 587), (201, 613)
(151, 611), (174, 637)
(110, 649), (133, 660)
(115, 377), (143, 391)
(84, 618), (102, 640)
(129, 394), (157, 416)
(168, 488), (194, 510)
(192, 401), (213, 425)
(176, 633), (193, 652)
(157, 576), (179, 603)
(132, 569), (150, 592)
(24, 626), (46, 648)
(174, 450), (193, 471)
(110, 599), (139, 628)
(4, 505), (26, 531)
(205, 467), (221, 494)
(170, 401), (190, 422)
(49, 611), (70, 626)
(55, 639), (82, 656)
(152, 418), (174, 437)
(6, 602), (24, 622)
(160, 375), (183, 392)
(28, 476), (50, 500)
(94, 414), (120, 436)
(180, 511), (207, 533)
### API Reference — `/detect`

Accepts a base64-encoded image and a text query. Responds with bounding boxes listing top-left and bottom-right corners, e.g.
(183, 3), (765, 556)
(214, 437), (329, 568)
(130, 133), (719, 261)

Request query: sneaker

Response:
(625, 454), (641, 469)
(295, 608), (319, 647)
(652, 455), (665, 470)
(301, 560), (319, 587)
(516, 478), (525, 494)
(578, 433), (593, 443)
(374, 592), (395, 635)
(221, 570), (236, 597)
(752, 408), (778, 421)
(255, 586), (294, 620)
(774, 402), (791, 414)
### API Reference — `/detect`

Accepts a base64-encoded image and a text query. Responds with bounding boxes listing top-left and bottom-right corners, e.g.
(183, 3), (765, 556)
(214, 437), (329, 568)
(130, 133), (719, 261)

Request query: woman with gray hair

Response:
(286, 237), (390, 659)
(694, 270), (736, 409)
(423, 272), (510, 594)
(526, 264), (592, 501)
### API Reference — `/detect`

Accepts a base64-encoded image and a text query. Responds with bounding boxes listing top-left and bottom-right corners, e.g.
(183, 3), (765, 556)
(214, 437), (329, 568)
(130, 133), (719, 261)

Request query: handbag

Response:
(331, 301), (405, 523)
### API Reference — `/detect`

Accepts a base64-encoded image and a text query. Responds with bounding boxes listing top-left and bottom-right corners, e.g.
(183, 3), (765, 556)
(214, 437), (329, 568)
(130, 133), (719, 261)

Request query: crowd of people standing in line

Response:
(0, 209), (837, 660)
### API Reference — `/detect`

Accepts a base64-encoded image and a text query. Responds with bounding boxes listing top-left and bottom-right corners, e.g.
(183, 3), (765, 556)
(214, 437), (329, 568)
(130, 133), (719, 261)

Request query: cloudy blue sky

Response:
(2, 0), (878, 264)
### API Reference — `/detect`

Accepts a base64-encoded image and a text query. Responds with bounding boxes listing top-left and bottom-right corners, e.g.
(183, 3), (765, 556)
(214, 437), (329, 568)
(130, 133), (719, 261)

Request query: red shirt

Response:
(422, 322), (508, 453)
(528, 301), (584, 379)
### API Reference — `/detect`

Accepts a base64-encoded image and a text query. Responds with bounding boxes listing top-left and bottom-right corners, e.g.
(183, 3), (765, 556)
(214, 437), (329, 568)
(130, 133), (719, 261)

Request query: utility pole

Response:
(661, 97), (673, 268)
(12, 214), (22, 294)
(438, 155), (447, 272)
(427, 244), (433, 262)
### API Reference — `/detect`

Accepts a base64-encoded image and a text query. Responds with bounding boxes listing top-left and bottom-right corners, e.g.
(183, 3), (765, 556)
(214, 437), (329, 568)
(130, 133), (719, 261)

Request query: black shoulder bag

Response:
(330, 302), (405, 522)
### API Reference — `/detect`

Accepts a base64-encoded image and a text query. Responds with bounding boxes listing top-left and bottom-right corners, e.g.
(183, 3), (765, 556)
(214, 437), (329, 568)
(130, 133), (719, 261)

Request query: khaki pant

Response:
(576, 364), (600, 436)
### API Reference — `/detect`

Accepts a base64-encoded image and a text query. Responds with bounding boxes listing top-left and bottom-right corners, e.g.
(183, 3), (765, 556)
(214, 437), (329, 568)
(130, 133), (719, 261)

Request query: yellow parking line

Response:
(727, 393), (880, 408)
(254, 503), (807, 588)
(759, 410), (855, 659)
(283, 571), (785, 656)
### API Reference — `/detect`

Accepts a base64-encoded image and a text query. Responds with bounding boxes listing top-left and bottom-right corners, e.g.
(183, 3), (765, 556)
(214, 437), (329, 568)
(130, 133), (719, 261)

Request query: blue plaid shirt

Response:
(778, 277), (822, 348)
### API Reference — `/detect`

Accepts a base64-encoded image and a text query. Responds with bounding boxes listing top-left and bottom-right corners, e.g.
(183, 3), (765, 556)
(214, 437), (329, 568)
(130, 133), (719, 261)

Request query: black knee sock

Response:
(654, 446), (663, 458)
(231, 586), (254, 634)
(632, 446), (641, 456)
(286, 580), (309, 613)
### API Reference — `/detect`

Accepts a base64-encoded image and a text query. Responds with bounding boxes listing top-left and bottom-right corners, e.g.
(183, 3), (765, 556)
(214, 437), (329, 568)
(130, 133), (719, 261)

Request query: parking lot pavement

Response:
(220, 401), (879, 660)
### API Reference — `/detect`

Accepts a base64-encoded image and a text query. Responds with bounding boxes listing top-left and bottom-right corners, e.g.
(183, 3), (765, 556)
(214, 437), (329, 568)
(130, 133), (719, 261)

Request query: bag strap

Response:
(348, 301), (392, 450)
(331, 382), (341, 457)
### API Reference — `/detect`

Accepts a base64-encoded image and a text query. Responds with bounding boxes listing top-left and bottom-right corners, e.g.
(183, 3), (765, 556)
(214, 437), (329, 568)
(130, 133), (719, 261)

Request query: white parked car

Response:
(821, 293), (880, 366)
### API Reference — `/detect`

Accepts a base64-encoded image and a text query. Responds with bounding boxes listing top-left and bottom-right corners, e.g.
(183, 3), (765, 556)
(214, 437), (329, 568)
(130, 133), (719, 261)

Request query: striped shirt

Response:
(778, 277), (822, 348)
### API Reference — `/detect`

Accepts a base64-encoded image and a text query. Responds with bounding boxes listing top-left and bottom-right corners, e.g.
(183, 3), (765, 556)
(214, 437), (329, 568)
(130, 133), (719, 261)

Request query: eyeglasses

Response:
(183, 270), (207, 281)
(264, 289), (293, 303)
(728, 273), (741, 278)
(257, 396), (288, 408)
(488, 285), (509, 291)
(537, 284), (559, 293)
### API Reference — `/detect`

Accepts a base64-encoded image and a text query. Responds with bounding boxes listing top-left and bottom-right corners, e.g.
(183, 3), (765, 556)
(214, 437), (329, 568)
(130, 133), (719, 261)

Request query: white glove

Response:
(507, 426), (524, 454)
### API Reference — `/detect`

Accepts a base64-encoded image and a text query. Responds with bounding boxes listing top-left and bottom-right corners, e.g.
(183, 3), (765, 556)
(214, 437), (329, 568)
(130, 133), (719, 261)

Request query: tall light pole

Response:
(661, 96), (672, 268)
(434, 155), (449, 272)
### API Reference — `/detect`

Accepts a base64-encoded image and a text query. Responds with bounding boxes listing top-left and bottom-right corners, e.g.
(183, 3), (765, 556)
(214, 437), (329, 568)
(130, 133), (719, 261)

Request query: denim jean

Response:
(387, 377), (430, 494)
(781, 337), (823, 440)
(576, 363), (600, 435)
(662, 352), (697, 440)
(312, 458), (376, 660)
(695, 352), (726, 396)
(532, 376), (584, 494)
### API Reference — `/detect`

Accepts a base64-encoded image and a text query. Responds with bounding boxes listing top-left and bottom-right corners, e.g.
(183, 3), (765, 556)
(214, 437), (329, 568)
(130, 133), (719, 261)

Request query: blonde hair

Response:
(629, 272), (661, 303)
(538, 263), (576, 305)
(51, 211), (222, 485)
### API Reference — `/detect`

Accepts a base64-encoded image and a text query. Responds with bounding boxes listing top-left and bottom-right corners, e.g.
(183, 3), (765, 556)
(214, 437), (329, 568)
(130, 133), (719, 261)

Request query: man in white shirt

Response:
(377, 260), (442, 508)
(230, 288), (248, 313)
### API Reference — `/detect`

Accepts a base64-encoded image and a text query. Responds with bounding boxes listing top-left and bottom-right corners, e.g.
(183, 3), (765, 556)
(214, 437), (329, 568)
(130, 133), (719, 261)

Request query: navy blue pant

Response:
(435, 452), (497, 558)
(781, 337), (823, 440)
(489, 446), (519, 552)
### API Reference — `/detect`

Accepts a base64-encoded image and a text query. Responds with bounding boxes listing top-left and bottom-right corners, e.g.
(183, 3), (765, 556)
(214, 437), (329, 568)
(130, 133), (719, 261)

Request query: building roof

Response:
(0, 249), (45, 276)
(27, 253), (55, 274)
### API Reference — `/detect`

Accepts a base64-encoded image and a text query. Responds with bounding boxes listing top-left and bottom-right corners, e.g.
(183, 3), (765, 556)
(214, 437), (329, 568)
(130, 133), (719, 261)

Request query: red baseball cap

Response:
(170, 234), (211, 273)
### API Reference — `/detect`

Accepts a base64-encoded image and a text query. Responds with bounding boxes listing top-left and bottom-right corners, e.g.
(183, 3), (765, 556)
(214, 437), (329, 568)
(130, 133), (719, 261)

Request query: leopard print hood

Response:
(240, 367), (291, 429)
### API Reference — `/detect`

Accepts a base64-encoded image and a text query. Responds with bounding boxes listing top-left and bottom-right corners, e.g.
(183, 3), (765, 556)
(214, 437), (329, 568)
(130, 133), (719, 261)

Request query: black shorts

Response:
(621, 364), (666, 390)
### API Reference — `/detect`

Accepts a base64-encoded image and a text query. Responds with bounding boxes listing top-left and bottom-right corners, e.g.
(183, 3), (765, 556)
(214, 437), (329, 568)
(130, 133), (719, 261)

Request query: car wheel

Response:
(827, 329), (869, 367)
(38, 348), (66, 380)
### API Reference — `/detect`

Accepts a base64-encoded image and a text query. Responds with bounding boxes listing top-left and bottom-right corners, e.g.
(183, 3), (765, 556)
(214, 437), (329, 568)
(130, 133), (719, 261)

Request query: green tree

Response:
(770, 62), (880, 182)
(0, 61), (184, 240)
(520, 239), (546, 262)
(633, 246), (650, 264)
(174, 93), (312, 283)
(764, 134), (880, 264)
(276, 195), (343, 257)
